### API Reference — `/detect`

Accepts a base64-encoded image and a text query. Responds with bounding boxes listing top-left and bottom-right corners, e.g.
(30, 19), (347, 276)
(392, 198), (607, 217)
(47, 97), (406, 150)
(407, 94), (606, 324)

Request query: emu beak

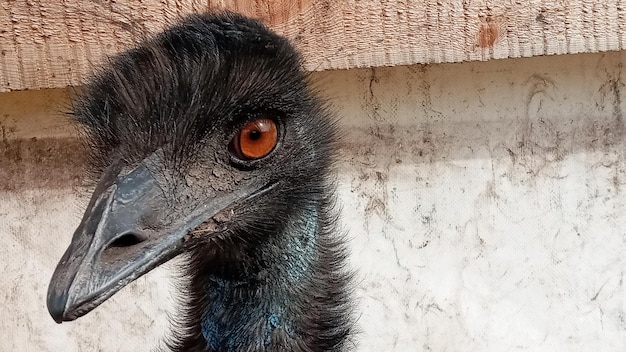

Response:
(46, 154), (265, 323)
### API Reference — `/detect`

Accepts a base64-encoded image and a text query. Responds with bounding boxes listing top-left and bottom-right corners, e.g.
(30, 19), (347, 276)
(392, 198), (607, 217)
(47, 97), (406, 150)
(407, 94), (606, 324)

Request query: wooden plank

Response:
(0, 0), (625, 92)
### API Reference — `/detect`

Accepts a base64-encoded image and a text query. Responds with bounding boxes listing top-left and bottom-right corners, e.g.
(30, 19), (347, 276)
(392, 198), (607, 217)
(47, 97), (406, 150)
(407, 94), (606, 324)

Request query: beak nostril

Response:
(100, 231), (149, 262)
(106, 233), (147, 249)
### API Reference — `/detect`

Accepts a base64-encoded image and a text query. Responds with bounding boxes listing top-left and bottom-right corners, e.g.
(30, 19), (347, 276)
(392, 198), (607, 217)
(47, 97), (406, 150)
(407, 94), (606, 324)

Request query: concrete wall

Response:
(1, 51), (625, 351)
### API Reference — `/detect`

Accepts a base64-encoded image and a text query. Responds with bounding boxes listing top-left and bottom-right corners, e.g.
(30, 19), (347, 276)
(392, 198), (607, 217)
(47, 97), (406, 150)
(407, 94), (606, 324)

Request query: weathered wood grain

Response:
(0, 0), (625, 91)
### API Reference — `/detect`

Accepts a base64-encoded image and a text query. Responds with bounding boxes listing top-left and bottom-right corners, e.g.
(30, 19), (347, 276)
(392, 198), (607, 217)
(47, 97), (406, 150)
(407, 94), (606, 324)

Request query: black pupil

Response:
(249, 129), (262, 141)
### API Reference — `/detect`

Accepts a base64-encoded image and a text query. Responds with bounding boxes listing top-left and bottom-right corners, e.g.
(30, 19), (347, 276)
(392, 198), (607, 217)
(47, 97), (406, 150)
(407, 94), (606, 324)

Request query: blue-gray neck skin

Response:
(166, 204), (352, 352)
(200, 207), (318, 350)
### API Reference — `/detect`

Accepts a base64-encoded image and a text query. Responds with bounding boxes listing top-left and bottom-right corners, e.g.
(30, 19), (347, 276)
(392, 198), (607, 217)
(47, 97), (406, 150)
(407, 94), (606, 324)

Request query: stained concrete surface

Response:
(1, 51), (625, 351)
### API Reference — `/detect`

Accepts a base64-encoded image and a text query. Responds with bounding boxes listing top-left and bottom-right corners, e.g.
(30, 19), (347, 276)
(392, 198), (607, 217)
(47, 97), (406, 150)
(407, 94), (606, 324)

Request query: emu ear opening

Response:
(46, 151), (270, 323)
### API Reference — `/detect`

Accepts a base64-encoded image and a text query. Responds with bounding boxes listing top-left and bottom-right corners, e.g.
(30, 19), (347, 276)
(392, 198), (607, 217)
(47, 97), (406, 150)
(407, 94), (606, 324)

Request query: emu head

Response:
(47, 13), (335, 322)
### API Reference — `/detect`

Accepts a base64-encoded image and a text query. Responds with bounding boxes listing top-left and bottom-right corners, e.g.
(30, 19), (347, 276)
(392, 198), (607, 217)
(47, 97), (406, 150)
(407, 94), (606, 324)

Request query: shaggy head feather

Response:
(59, 12), (353, 352)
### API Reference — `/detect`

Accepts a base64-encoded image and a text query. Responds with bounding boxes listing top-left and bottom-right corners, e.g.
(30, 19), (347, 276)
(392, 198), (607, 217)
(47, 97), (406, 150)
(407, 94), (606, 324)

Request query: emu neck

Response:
(200, 207), (318, 351)
(172, 205), (350, 352)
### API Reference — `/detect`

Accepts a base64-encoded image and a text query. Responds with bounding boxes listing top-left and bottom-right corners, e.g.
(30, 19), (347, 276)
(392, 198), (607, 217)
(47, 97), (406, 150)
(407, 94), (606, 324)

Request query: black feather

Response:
(72, 12), (354, 352)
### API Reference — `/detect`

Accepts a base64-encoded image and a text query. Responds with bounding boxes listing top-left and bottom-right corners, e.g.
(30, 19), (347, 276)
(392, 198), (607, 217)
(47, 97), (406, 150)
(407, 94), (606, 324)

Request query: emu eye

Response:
(230, 118), (278, 160)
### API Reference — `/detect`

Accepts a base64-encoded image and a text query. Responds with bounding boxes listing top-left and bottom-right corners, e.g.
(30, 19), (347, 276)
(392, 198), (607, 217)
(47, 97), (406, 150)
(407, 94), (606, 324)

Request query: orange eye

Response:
(231, 118), (278, 160)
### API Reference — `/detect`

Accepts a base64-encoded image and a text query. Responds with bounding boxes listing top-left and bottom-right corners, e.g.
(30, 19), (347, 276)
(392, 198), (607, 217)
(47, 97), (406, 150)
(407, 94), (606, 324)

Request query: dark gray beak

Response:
(46, 154), (261, 323)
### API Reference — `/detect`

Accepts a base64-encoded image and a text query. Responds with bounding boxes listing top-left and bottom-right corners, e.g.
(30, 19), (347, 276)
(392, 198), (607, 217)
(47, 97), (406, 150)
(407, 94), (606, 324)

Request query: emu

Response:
(47, 12), (353, 352)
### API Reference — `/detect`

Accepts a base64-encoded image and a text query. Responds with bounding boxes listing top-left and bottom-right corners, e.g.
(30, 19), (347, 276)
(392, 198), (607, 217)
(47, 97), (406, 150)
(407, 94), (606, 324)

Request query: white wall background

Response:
(1, 51), (625, 351)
